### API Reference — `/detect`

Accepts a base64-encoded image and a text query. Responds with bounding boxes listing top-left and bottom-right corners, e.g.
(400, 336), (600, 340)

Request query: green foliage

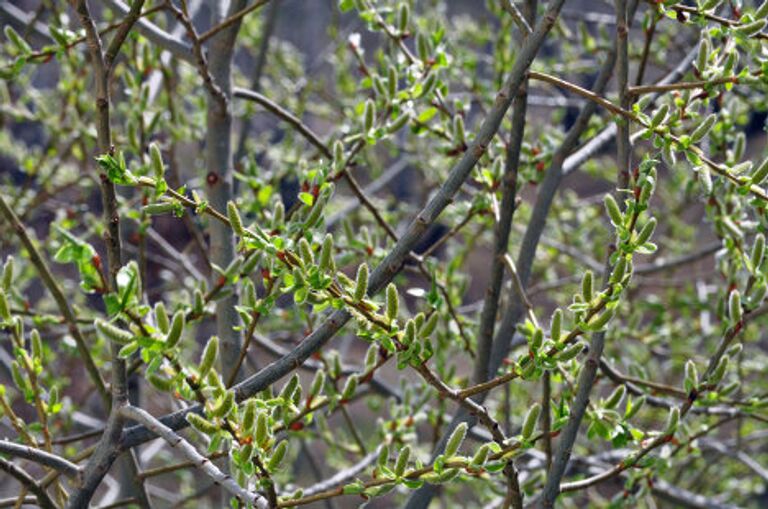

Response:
(1, 1), (768, 507)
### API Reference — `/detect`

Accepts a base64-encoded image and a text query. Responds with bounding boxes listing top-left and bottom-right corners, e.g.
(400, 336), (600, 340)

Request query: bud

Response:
(419, 312), (439, 338)
(690, 114), (716, 143)
(332, 140), (344, 171)
(757, 0), (768, 18)
(395, 445), (410, 476)
(0, 290), (10, 322)
(272, 202), (285, 229)
(710, 355), (729, 385)
(209, 390), (235, 418)
(319, 233), (335, 272)
(373, 76), (386, 97)
(699, 166), (713, 194)
(729, 290), (742, 323)
(625, 395), (645, 419)
(2, 256), (13, 290)
(255, 411), (269, 446)
(557, 342), (584, 362)
(354, 263), (369, 302)
(154, 302), (170, 333)
(227, 201), (245, 237)
(341, 374), (358, 401)
(684, 360), (699, 392)
(4, 26), (31, 54)
(530, 328), (543, 350)
(388, 65), (398, 98)
(604, 385), (626, 409)
(695, 38), (710, 72)
(31, 330), (42, 360)
(143, 202), (176, 215)
(298, 238), (314, 266)
(521, 403), (541, 439)
(377, 444), (389, 467)
(720, 380), (740, 396)
(611, 256), (628, 284)
(650, 104), (669, 127)
(422, 72), (437, 96)
(242, 399), (257, 431)
(726, 343), (743, 357)
(310, 370), (325, 397)
(417, 33), (430, 62)
(365, 343), (378, 368)
(387, 112), (410, 133)
(403, 319), (416, 345)
(149, 142), (165, 180)
(95, 319), (134, 344)
(550, 309), (562, 342)
(453, 115), (465, 145)
(187, 413), (218, 435)
(165, 311), (185, 348)
(471, 444), (490, 465)
(386, 283), (399, 321)
(635, 218), (657, 246)
(752, 233), (765, 270)
(736, 19), (767, 38)
(198, 336), (219, 377)
(665, 407), (680, 435)
(750, 158), (768, 186)
(445, 422), (467, 457)
(364, 99), (375, 131)
(268, 440), (288, 471)
(581, 270), (593, 302)
(398, 2), (410, 32)
(604, 194), (623, 227)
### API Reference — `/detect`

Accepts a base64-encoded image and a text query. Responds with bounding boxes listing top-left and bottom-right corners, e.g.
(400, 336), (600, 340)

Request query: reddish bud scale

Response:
(311, 184), (320, 198)
(365, 246), (374, 256)
(23, 300), (31, 311)
(240, 436), (253, 445)
(405, 416), (414, 427)
(311, 351), (322, 360)
(536, 161), (546, 172)
(261, 268), (271, 281)
(206, 171), (219, 185)
(92, 254), (102, 270)
(360, 371), (374, 384)
(531, 146), (541, 156)
(289, 422), (304, 431)
(276, 251), (287, 262)
(217, 275), (226, 287)
(305, 395), (314, 409)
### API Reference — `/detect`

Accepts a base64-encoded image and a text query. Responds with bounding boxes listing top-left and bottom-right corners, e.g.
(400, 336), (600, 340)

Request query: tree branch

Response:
(119, 405), (268, 508)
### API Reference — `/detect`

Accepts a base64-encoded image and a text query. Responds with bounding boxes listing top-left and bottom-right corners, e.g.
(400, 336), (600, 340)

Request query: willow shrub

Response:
(1, 0), (768, 507)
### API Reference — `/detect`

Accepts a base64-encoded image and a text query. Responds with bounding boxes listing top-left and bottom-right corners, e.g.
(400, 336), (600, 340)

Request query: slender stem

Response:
(0, 458), (57, 509)
(198, 0), (272, 43)
(540, 2), (632, 505)
(119, 406), (268, 508)
(0, 194), (107, 401)
(0, 441), (83, 481)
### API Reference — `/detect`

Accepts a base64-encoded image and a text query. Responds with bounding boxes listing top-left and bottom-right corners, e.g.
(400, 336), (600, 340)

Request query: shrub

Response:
(1, 0), (767, 507)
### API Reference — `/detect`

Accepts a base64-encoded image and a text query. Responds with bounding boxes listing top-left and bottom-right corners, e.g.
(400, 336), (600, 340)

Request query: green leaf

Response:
(95, 153), (136, 185)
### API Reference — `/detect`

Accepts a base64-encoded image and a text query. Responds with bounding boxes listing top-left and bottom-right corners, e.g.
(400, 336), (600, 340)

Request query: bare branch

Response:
(119, 406), (268, 508)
